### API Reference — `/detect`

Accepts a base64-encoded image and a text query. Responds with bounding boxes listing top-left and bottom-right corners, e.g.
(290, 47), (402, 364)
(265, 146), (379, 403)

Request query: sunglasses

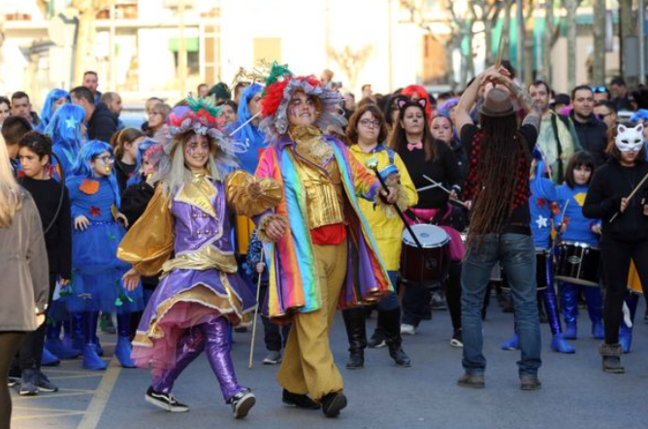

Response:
(591, 86), (608, 94)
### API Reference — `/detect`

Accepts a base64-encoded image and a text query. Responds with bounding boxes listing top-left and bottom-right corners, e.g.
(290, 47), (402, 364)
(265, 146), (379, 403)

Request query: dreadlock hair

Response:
(467, 112), (529, 250)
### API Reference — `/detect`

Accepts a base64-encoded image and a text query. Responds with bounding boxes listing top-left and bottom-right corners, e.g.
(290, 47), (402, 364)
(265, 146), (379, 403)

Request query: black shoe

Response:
(145, 386), (189, 413)
(229, 389), (255, 419)
(346, 350), (364, 369)
(35, 370), (59, 393)
(7, 377), (18, 388)
(321, 392), (347, 418)
(282, 389), (320, 410)
(388, 345), (411, 367)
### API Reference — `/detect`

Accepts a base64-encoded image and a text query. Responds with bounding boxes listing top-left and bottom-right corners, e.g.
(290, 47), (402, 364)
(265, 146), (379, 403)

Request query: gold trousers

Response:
(276, 239), (348, 400)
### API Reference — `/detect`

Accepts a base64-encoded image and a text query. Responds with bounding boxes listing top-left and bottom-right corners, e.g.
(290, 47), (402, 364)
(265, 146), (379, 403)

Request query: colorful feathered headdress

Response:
(165, 95), (247, 156)
(259, 62), (346, 143)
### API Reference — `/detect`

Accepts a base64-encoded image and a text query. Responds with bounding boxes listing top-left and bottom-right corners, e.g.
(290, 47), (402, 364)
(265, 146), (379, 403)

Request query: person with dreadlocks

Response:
(254, 64), (400, 418)
(454, 66), (543, 390)
(118, 97), (282, 418)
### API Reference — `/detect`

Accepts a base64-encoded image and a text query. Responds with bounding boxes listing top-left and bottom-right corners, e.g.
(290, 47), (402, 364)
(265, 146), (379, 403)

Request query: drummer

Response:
(554, 151), (604, 341)
(387, 97), (464, 347)
(584, 123), (648, 374)
(341, 103), (418, 369)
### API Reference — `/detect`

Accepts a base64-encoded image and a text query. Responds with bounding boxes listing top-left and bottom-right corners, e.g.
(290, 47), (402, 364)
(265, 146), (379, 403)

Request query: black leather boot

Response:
(342, 308), (366, 369)
(382, 308), (411, 367)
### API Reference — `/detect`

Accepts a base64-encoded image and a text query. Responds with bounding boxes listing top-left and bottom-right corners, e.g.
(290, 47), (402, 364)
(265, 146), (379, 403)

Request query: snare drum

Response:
(401, 224), (450, 286)
(499, 249), (548, 291)
(555, 242), (600, 287)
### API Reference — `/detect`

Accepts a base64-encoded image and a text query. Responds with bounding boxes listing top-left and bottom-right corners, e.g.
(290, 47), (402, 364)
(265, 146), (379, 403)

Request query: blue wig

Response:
(46, 104), (86, 159)
(229, 83), (266, 173)
(126, 138), (159, 187)
(631, 109), (648, 124)
(72, 140), (122, 208)
(40, 88), (70, 129)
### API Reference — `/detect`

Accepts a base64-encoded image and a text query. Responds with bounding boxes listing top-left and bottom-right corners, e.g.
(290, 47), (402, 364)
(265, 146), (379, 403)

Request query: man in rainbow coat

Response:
(254, 66), (403, 418)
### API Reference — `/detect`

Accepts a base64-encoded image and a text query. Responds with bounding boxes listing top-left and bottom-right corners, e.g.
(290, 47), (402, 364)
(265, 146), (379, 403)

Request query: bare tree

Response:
(562, 0), (583, 90)
(469, 0), (506, 66)
(540, 0), (562, 83)
(591, 0), (606, 85)
(327, 45), (373, 90)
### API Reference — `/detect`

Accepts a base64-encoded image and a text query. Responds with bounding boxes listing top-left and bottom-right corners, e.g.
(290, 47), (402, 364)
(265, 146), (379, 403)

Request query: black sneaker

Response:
(282, 389), (320, 409)
(321, 392), (347, 418)
(8, 377), (18, 388)
(145, 386), (189, 413)
(229, 389), (255, 419)
(19, 370), (38, 396)
(35, 370), (59, 393)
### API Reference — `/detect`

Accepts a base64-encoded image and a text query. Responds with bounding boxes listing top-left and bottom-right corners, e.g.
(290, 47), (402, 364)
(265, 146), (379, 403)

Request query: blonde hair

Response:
(0, 133), (23, 227)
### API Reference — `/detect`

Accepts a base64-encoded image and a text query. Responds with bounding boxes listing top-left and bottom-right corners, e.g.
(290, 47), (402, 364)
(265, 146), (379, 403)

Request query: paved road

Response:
(12, 299), (648, 429)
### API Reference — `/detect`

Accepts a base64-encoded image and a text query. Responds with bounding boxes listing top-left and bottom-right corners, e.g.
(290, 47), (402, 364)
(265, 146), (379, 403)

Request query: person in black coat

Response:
(583, 123), (648, 374)
(70, 86), (118, 144)
(570, 85), (609, 167)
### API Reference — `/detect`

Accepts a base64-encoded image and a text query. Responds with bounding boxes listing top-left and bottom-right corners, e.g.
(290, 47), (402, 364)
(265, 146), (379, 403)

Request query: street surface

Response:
(12, 299), (648, 429)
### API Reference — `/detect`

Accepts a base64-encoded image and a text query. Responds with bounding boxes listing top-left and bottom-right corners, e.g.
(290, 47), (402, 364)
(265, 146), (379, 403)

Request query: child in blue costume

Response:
(67, 141), (143, 369)
(501, 150), (575, 353)
(42, 103), (88, 360)
(555, 151), (604, 340)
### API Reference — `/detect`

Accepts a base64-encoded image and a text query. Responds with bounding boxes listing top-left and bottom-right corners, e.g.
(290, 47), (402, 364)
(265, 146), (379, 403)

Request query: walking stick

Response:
(248, 247), (264, 369)
(609, 171), (648, 223)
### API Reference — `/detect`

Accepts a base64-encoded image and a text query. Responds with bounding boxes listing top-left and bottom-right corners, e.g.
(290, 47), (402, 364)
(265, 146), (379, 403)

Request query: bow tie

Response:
(407, 142), (423, 151)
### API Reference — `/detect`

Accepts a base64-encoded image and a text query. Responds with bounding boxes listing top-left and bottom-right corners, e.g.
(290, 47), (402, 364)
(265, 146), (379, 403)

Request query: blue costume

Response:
(68, 141), (143, 370)
(555, 183), (604, 340)
(229, 83), (266, 174)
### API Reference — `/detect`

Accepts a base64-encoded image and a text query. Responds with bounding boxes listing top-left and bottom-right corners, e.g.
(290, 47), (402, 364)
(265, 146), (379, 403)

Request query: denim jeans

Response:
(461, 233), (542, 377)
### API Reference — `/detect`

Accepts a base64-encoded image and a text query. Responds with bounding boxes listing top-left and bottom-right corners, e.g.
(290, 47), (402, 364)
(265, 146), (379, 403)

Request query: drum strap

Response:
(550, 114), (564, 183)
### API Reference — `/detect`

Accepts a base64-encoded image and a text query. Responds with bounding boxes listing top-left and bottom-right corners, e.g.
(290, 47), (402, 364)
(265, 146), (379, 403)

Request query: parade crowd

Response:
(1, 62), (648, 428)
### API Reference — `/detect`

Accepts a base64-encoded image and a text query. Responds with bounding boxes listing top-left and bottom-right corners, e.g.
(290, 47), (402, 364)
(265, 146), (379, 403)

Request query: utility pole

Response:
(178, 0), (188, 96)
(639, 0), (646, 85)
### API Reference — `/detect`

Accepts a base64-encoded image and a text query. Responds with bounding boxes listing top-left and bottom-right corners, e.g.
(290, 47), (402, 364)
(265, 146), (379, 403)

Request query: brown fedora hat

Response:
(478, 88), (515, 118)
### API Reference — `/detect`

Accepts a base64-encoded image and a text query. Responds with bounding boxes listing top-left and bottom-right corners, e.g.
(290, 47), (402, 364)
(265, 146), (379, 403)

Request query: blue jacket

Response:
(555, 184), (601, 246)
(529, 176), (557, 249)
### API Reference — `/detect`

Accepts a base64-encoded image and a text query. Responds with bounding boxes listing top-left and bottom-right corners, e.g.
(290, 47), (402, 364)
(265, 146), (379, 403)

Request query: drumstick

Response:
(421, 175), (470, 209)
(248, 248), (264, 369)
(366, 160), (424, 249)
(609, 171), (648, 223)
(559, 199), (569, 225)
(495, 34), (508, 71)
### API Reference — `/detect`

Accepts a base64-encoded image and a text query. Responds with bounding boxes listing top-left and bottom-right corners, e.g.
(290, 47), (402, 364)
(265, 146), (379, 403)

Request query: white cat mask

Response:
(616, 123), (644, 152)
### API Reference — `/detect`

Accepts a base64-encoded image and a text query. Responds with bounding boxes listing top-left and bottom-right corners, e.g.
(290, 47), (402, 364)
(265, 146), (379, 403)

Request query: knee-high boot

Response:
(583, 286), (604, 339)
(83, 312), (106, 370)
(544, 277), (575, 353)
(561, 282), (579, 339)
(382, 308), (411, 367)
(201, 317), (247, 403)
(115, 313), (135, 368)
(152, 329), (206, 393)
(619, 293), (639, 353)
(342, 308), (366, 369)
